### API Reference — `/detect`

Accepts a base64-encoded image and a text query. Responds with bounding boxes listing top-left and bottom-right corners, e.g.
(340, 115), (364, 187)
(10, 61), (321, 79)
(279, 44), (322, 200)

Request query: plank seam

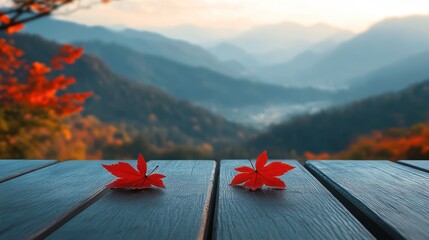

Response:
(211, 160), (222, 240)
(397, 161), (429, 173)
(204, 160), (219, 240)
(305, 163), (399, 240)
(31, 187), (110, 240)
(0, 161), (58, 184)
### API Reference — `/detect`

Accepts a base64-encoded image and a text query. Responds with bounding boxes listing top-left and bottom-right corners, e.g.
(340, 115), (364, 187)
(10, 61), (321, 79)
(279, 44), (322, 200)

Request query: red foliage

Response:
(103, 153), (166, 189)
(6, 24), (25, 35)
(230, 150), (295, 191)
(0, 39), (23, 73)
(0, 37), (91, 117)
(304, 152), (331, 160)
(0, 11), (25, 35)
(305, 123), (429, 161)
(51, 44), (84, 69)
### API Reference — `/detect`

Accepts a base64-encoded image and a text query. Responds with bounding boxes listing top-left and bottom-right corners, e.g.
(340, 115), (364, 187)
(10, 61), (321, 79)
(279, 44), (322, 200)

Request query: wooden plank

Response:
(48, 160), (216, 240)
(215, 160), (373, 240)
(307, 160), (429, 240)
(399, 160), (429, 173)
(0, 160), (127, 239)
(0, 159), (57, 183)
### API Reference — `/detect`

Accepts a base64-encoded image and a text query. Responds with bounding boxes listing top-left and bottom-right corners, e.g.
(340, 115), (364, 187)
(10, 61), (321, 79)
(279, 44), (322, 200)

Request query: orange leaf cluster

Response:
(0, 11), (25, 35)
(1, 1), (112, 35)
(37, 115), (132, 160)
(0, 13), (9, 25)
(0, 39), (91, 117)
(2, 62), (92, 116)
(304, 152), (330, 160)
(305, 123), (429, 161)
(0, 39), (23, 73)
(51, 45), (84, 69)
(6, 24), (25, 35)
(337, 124), (429, 160)
(29, 3), (53, 14)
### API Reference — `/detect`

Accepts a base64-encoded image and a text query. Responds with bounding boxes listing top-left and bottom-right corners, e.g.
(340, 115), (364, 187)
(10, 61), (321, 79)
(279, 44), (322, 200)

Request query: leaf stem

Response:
(148, 165), (159, 175)
(248, 159), (255, 171)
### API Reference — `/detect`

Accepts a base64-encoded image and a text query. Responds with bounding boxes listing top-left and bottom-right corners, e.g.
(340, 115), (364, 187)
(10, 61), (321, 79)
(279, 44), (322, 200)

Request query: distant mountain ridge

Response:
(226, 21), (353, 64)
(22, 18), (247, 79)
(208, 43), (259, 70)
(78, 41), (332, 108)
(151, 24), (239, 45)
(345, 51), (429, 100)
(259, 15), (429, 88)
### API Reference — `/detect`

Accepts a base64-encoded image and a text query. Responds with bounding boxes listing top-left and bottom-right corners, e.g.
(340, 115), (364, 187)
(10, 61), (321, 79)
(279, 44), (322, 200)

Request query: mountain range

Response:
(258, 15), (429, 88)
(8, 33), (255, 146)
(22, 18), (247, 79)
(6, 12), (429, 160)
(206, 22), (353, 66)
(150, 24), (239, 46)
(207, 42), (260, 70)
(78, 41), (330, 108)
(21, 18), (349, 127)
(147, 21), (354, 68)
(345, 51), (429, 100)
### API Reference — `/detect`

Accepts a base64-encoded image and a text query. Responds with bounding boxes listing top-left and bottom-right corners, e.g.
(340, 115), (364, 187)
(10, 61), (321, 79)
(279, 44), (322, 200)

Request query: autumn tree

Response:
(0, 1), (104, 158)
(0, 38), (92, 158)
(0, 0), (213, 160)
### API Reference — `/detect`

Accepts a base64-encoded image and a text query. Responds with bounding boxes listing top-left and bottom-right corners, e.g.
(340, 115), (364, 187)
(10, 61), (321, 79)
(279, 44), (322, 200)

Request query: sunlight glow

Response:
(56, 0), (429, 32)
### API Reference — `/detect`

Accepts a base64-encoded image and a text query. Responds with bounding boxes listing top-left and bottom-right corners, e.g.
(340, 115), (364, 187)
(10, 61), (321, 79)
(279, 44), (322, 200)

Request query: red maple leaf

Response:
(102, 153), (166, 189)
(230, 150), (295, 191)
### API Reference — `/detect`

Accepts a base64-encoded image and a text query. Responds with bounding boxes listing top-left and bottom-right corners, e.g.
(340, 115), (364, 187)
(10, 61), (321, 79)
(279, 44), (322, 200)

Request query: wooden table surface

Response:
(0, 159), (428, 240)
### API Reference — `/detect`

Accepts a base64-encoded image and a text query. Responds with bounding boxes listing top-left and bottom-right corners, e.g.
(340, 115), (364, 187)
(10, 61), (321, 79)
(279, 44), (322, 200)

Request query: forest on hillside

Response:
(1, 2), (429, 162)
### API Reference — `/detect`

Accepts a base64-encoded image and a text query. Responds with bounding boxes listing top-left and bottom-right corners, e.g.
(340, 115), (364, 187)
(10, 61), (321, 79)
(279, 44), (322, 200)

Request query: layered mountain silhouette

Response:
(17, 15), (429, 150)
(208, 43), (259, 70)
(77, 41), (331, 108)
(346, 51), (429, 100)
(259, 16), (429, 88)
(9, 33), (254, 145)
(151, 24), (239, 45)
(226, 21), (353, 64)
(22, 18), (246, 79)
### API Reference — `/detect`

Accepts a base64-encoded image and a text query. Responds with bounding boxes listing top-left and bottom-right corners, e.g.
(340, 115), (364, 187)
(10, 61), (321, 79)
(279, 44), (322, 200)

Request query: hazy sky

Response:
(57, 0), (429, 32)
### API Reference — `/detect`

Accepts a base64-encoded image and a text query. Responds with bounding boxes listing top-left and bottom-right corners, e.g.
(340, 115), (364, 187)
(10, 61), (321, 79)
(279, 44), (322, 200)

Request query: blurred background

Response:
(1, 0), (428, 161)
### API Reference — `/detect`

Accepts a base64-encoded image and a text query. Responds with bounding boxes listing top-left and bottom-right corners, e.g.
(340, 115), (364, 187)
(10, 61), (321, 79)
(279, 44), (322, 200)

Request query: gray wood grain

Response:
(215, 160), (373, 240)
(399, 160), (429, 173)
(0, 160), (127, 239)
(307, 160), (429, 240)
(0, 159), (57, 183)
(48, 160), (216, 240)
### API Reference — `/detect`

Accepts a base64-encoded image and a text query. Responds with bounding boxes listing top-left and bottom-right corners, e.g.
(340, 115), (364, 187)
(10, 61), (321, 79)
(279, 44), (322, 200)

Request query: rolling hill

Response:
(247, 80), (429, 154)
(8, 33), (254, 146)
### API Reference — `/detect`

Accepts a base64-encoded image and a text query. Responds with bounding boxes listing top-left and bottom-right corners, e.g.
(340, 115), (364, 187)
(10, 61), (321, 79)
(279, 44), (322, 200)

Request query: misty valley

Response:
(2, 14), (429, 160)
(206, 100), (332, 128)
